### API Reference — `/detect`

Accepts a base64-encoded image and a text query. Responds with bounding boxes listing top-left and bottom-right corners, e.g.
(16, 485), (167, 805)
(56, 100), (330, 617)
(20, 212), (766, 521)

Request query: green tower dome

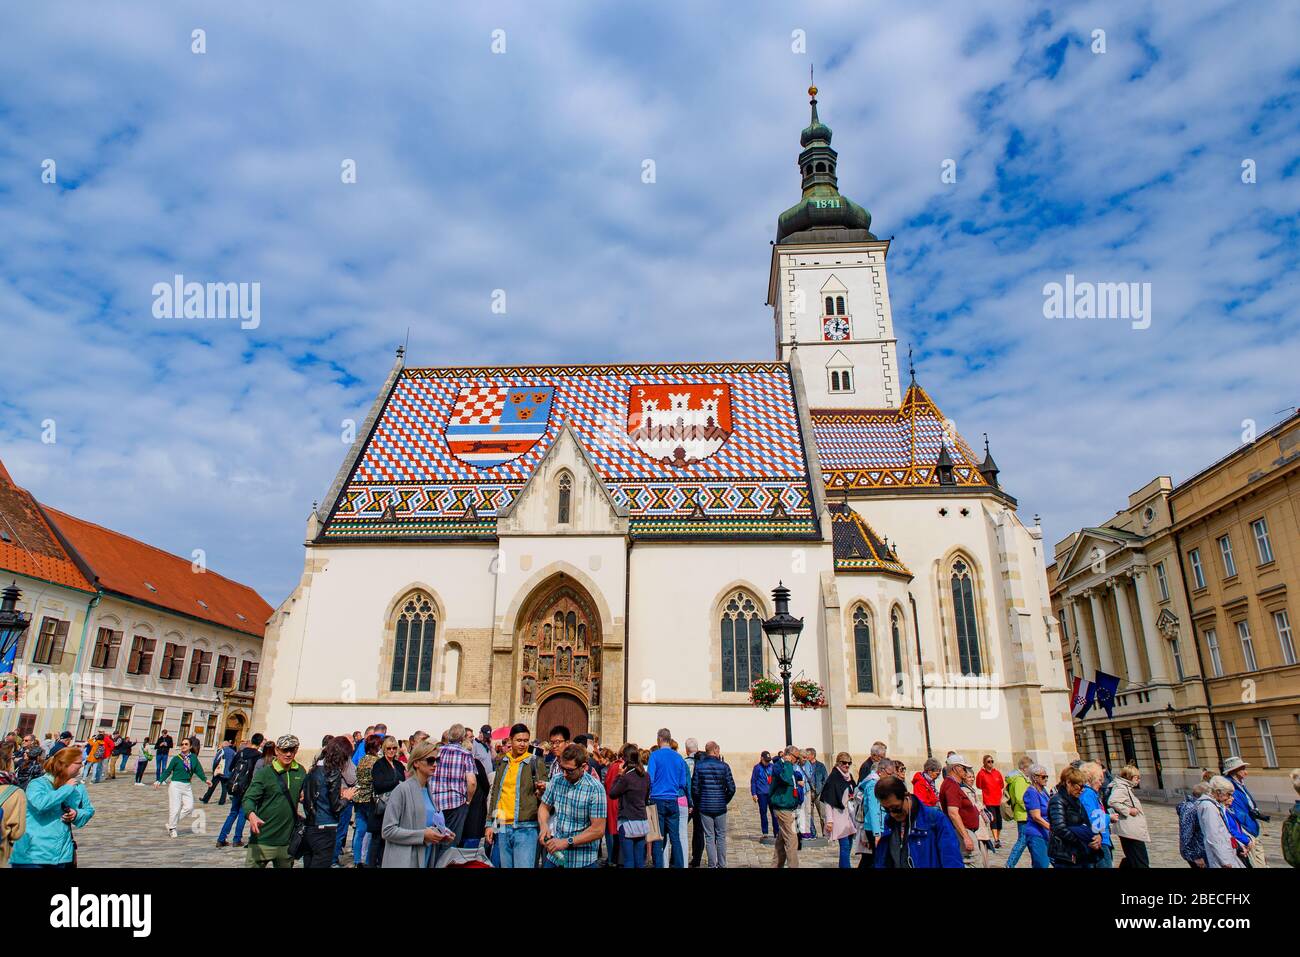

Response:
(776, 86), (876, 244)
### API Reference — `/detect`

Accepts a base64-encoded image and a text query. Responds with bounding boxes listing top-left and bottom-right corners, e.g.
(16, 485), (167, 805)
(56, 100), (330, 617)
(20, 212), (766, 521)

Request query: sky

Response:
(1, 1), (1297, 604)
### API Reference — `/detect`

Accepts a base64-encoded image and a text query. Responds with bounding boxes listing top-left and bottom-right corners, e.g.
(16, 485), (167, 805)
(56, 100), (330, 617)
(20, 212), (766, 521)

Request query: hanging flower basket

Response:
(748, 675), (783, 711)
(790, 678), (828, 710)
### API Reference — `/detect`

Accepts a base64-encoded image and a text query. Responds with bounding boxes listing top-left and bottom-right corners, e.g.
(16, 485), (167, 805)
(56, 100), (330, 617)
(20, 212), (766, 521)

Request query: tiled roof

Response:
(43, 507), (272, 639)
(324, 363), (819, 540)
(811, 382), (988, 490)
(0, 463), (95, 593)
(828, 500), (911, 576)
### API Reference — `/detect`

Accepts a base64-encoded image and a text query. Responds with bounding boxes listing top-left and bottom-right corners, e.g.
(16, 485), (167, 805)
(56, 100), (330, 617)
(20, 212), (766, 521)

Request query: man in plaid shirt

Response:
(429, 723), (478, 846)
(538, 743), (607, 868)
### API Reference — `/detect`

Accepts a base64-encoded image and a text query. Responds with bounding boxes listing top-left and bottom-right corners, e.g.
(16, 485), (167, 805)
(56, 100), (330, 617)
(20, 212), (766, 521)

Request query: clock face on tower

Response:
(822, 315), (850, 341)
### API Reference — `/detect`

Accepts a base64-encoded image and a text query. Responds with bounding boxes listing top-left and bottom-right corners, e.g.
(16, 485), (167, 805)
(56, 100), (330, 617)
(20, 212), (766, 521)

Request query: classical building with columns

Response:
(255, 89), (1075, 771)
(1051, 409), (1300, 806)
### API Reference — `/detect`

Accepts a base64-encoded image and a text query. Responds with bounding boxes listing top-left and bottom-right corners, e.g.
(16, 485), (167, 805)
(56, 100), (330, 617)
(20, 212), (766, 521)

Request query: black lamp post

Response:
(1, 582), (33, 674)
(761, 581), (805, 748)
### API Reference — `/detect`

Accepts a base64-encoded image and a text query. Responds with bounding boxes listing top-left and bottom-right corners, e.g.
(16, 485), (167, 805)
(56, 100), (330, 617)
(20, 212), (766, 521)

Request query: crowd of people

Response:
(2, 722), (1298, 869)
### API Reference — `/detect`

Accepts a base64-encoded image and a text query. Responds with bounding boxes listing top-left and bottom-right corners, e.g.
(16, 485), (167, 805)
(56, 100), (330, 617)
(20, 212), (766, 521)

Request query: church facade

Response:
(254, 90), (1076, 769)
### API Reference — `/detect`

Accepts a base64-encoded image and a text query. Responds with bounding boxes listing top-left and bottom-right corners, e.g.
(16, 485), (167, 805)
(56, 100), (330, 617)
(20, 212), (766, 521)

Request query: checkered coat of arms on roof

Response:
(626, 383), (732, 466)
(445, 385), (554, 468)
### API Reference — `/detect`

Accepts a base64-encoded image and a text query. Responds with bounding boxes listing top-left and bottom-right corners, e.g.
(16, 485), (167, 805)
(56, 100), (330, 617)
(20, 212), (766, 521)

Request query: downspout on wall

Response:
(909, 591), (932, 759)
(62, 591), (102, 734)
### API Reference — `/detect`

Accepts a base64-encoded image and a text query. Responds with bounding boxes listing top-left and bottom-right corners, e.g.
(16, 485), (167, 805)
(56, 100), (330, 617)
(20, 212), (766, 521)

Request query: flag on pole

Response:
(1093, 670), (1121, 719)
(1070, 675), (1096, 719)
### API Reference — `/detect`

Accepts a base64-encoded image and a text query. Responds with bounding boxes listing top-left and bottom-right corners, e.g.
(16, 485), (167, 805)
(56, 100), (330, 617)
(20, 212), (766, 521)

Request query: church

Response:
(254, 89), (1076, 769)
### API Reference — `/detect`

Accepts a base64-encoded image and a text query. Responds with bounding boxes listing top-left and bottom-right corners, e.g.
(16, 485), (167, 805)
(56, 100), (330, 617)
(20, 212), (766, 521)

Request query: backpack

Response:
(1177, 797), (1204, 863)
(227, 750), (258, 797)
(1282, 807), (1300, 869)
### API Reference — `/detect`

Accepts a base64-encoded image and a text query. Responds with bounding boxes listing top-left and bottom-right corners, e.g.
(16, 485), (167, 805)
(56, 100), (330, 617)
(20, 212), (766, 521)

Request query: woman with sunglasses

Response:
(818, 752), (859, 868)
(1014, 764), (1052, 868)
(368, 736), (406, 866)
(380, 741), (454, 868)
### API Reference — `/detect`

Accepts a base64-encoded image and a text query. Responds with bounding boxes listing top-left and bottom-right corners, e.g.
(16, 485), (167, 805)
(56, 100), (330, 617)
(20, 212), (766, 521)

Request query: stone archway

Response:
(513, 577), (604, 739)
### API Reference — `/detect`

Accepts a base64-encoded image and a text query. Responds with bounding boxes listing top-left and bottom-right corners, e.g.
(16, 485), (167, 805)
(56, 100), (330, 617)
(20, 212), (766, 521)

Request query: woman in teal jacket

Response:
(11, 746), (94, 867)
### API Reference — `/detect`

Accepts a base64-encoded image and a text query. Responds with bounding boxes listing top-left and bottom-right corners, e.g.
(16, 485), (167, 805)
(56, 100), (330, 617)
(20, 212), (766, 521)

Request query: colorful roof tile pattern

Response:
(828, 501), (911, 576)
(811, 382), (989, 490)
(324, 363), (819, 540)
(0, 462), (95, 594)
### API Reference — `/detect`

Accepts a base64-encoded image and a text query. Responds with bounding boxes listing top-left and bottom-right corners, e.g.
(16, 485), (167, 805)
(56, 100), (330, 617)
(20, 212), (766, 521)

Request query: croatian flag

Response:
(1070, 675), (1096, 719)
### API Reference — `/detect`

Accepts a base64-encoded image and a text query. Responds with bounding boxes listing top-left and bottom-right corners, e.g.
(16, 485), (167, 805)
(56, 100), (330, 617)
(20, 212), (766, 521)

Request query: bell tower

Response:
(766, 85), (902, 409)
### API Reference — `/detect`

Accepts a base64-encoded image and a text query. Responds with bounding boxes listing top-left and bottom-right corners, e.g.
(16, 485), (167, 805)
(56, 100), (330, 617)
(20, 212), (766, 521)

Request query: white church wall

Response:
(625, 539), (835, 755)
(259, 542), (499, 748)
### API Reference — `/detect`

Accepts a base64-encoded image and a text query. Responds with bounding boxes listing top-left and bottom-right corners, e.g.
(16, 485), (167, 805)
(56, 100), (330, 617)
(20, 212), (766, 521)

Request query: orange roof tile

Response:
(0, 467), (95, 594)
(44, 507), (271, 639)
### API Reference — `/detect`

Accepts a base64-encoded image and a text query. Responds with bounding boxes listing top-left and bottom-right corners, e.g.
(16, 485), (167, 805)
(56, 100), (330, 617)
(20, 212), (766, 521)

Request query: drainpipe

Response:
(1172, 525), (1224, 771)
(62, 590), (102, 734)
(622, 539), (632, 744)
(909, 591), (932, 759)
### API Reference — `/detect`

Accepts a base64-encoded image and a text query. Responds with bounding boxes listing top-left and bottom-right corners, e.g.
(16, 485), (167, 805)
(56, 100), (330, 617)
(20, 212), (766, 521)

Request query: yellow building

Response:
(1050, 410), (1300, 807)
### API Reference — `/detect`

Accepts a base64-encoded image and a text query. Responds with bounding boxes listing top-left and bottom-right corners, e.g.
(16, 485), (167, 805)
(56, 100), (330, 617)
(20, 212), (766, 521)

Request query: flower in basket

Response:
(790, 678), (827, 710)
(748, 675), (783, 711)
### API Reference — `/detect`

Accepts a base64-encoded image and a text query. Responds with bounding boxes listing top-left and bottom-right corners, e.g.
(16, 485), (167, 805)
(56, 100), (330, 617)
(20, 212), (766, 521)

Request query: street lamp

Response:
(0, 582), (33, 674)
(761, 581), (805, 748)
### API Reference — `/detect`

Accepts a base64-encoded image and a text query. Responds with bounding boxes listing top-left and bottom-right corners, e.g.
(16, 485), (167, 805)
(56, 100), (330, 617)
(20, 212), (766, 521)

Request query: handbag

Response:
(1000, 801), (1014, 822)
(275, 769), (307, 859)
(646, 804), (663, 844)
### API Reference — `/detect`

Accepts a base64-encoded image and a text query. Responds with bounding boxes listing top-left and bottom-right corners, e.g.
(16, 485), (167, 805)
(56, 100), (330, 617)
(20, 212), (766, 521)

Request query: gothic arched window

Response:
(557, 472), (572, 524)
(721, 590), (764, 692)
(950, 558), (984, 675)
(853, 605), (874, 693)
(389, 592), (437, 692)
(890, 608), (906, 694)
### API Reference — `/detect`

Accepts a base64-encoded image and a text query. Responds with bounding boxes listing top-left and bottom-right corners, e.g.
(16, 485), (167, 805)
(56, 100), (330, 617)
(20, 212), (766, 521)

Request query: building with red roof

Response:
(1, 458), (270, 748)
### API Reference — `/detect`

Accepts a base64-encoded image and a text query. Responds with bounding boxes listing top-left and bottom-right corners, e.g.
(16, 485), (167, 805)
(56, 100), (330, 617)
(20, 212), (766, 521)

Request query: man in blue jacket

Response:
(873, 774), (963, 868)
(647, 727), (690, 868)
(690, 742), (736, 868)
(750, 751), (777, 837)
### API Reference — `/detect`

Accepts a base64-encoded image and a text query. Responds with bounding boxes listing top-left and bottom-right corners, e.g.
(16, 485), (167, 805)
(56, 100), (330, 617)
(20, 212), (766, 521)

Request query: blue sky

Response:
(1, 1), (1297, 603)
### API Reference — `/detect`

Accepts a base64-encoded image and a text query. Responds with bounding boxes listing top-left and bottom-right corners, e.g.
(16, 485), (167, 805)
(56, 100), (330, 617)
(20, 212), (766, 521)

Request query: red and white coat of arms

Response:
(626, 384), (732, 466)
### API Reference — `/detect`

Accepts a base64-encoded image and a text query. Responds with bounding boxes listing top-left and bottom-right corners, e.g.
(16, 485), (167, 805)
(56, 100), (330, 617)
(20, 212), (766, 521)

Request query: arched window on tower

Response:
(389, 592), (437, 692)
(852, 605), (874, 693)
(949, 558), (984, 675)
(835, 295), (846, 315)
(824, 296), (835, 315)
(830, 371), (841, 391)
(557, 472), (572, 524)
(720, 590), (764, 693)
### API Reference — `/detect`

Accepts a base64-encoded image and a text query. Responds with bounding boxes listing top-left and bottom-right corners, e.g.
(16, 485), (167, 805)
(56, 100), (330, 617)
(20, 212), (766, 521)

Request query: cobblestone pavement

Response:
(71, 774), (1280, 869)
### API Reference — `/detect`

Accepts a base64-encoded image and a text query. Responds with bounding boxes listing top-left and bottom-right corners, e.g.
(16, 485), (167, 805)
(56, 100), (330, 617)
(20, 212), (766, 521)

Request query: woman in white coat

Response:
(1108, 765), (1150, 868)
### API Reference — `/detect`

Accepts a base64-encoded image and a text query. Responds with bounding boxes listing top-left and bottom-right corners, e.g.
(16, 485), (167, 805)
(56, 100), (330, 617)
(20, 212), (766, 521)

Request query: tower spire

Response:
(775, 82), (874, 244)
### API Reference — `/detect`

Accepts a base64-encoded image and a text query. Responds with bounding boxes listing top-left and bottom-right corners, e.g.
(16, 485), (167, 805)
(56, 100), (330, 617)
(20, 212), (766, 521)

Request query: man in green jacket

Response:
(769, 745), (803, 869)
(243, 734), (308, 868)
(1003, 755), (1034, 868)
